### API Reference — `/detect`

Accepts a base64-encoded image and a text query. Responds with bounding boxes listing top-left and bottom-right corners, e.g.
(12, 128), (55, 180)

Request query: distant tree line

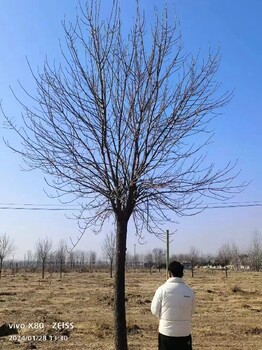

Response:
(0, 231), (262, 279)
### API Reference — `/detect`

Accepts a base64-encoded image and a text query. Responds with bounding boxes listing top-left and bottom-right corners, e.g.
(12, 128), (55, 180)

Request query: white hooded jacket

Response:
(151, 277), (195, 337)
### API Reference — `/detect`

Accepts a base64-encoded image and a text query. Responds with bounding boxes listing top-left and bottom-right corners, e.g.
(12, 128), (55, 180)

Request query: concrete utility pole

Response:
(166, 229), (170, 280)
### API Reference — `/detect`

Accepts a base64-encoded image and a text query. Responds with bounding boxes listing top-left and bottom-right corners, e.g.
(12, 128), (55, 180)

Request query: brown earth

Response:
(0, 269), (261, 350)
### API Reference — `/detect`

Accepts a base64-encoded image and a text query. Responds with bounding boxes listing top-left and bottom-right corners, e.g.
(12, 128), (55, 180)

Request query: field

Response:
(0, 269), (261, 350)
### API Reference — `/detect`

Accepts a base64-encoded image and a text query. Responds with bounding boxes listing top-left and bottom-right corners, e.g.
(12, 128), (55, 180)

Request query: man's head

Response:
(168, 261), (184, 278)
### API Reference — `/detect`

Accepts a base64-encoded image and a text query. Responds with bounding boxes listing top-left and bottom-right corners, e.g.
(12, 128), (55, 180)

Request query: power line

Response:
(194, 203), (262, 209)
(0, 201), (261, 211)
(0, 202), (79, 207)
(0, 206), (78, 211)
(0, 202), (79, 211)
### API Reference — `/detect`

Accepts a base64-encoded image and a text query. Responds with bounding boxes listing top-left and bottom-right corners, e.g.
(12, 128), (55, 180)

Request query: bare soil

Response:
(0, 269), (261, 349)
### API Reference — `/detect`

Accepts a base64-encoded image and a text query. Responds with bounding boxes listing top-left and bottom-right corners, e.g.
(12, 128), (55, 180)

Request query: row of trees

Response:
(34, 238), (98, 278)
(0, 234), (97, 279)
(128, 232), (262, 273)
(1, 231), (262, 279)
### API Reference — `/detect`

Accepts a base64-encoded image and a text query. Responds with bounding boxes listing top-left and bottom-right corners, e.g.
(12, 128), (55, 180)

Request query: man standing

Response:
(151, 261), (195, 350)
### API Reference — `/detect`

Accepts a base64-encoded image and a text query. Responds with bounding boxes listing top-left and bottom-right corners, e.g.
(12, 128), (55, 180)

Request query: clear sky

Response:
(0, 0), (261, 260)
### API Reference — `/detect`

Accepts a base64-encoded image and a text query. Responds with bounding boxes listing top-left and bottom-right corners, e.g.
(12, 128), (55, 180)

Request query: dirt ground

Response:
(0, 269), (261, 350)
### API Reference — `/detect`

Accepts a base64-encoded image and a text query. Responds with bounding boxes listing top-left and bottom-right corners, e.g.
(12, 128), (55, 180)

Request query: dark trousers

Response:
(158, 333), (192, 350)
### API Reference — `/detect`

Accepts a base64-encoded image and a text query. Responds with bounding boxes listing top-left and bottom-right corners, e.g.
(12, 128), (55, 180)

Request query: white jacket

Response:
(151, 277), (195, 337)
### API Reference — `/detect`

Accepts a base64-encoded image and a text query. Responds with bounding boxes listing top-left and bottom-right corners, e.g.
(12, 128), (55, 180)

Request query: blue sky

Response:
(0, 0), (261, 260)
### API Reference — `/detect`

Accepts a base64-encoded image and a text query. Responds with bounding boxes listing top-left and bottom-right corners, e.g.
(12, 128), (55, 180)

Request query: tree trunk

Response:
(42, 259), (45, 279)
(0, 259), (3, 279)
(60, 261), (63, 278)
(110, 259), (113, 279)
(114, 218), (128, 350)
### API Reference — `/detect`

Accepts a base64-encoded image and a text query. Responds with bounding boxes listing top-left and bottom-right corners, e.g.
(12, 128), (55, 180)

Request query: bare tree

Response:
(217, 243), (232, 267)
(249, 231), (262, 271)
(2, 1), (245, 348)
(0, 234), (15, 279)
(74, 250), (82, 267)
(68, 250), (76, 270)
(87, 250), (97, 272)
(79, 250), (88, 268)
(188, 246), (200, 277)
(132, 253), (139, 269)
(36, 237), (52, 279)
(125, 251), (132, 271)
(56, 239), (67, 278)
(229, 242), (240, 270)
(153, 248), (165, 271)
(102, 232), (116, 278)
(26, 250), (34, 270)
(144, 252), (154, 274)
(48, 251), (56, 280)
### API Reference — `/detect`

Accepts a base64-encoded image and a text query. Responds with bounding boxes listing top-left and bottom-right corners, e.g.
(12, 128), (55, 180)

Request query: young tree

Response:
(74, 250), (82, 268)
(229, 242), (240, 270)
(0, 234), (15, 279)
(26, 250), (34, 270)
(217, 243), (232, 266)
(125, 251), (132, 271)
(36, 237), (52, 279)
(102, 232), (116, 278)
(132, 252), (140, 269)
(68, 250), (76, 270)
(144, 252), (154, 274)
(79, 250), (88, 269)
(48, 251), (56, 277)
(56, 239), (67, 278)
(153, 248), (165, 271)
(188, 246), (200, 277)
(249, 231), (262, 271)
(3, 1), (245, 348)
(87, 250), (97, 272)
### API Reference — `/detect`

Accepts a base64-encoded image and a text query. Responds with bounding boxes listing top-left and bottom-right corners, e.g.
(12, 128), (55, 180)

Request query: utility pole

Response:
(166, 229), (170, 280)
